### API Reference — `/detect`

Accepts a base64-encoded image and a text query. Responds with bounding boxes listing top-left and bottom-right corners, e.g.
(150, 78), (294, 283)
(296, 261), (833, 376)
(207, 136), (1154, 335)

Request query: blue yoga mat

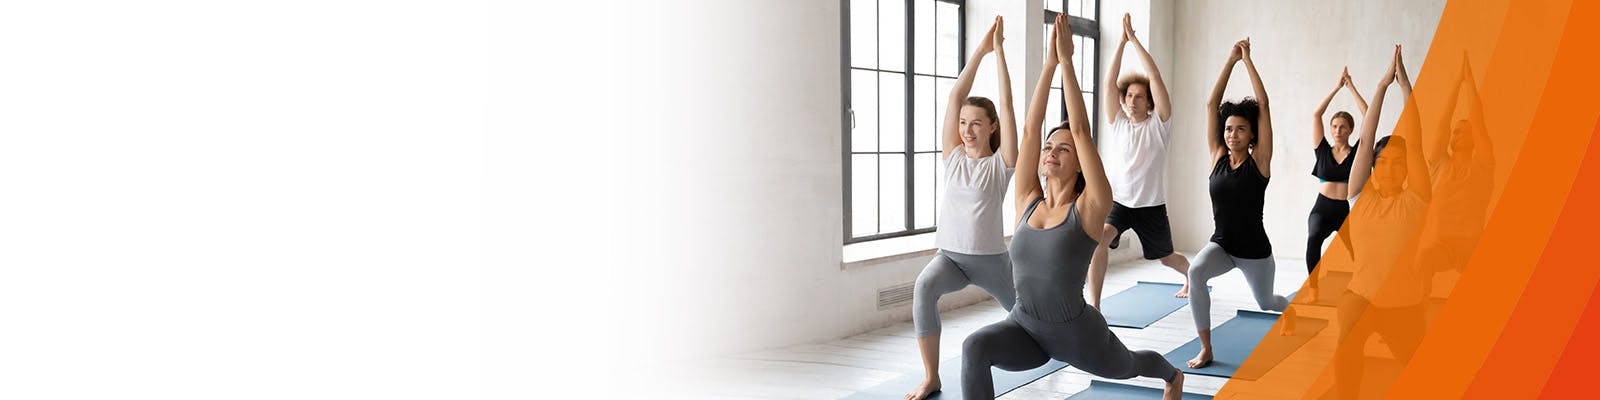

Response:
(1102, 281), (1203, 329)
(840, 358), (1068, 400)
(1162, 310), (1329, 379)
(1064, 380), (1213, 400)
(1289, 271), (1354, 307)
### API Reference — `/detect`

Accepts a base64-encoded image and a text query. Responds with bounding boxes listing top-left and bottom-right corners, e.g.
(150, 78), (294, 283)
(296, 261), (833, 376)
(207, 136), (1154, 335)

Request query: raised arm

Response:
(1349, 47), (1400, 199)
(1124, 14), (1172, 122)
(941, 18), (998, 159)
(1103, 14), (1130, 122)
(1462, 56), (1493, 164)
(1396, 47), (1431, 203)
(1206, 41), (1244, 162)
(1312, 70), (1343, 148)
(1429, 54), (1468, 172)
(1015, 21), (1059, 214)
(1239, 39), (1272, 174)
(992, 18), (1018, 167)
(1346, 71), (1370, 116)
(1056, 14), (1111, 227)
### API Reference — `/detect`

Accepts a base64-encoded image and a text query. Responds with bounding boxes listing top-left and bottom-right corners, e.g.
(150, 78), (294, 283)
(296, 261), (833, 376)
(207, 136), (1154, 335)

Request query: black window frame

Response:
(1044, 1), (1101, 141)
(840, 0), (967, 245)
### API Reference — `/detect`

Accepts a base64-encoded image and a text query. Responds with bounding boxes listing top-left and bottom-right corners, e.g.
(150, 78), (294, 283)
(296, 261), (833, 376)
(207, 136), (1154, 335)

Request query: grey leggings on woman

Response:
(912, 250), (1016, 337)
(1187, 242), (1289, 331)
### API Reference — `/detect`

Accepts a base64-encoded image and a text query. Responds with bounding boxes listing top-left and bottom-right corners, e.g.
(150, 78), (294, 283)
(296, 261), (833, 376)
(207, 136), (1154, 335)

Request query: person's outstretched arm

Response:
(1462, 54), (1493, 165)
(992, 16), (1017, 167)
(1055, 13), (1111, 227)
(1349, 46), (1400, 199)
(1239, 39), (1272, 177)
(1395, 46), (1432, 203)
(1015, 20), (1058, 215)
(1103, 14), (1129, 123)
(1346, 70), (1370, 117)
(941, 18), (999, 160)
(1124, 14), (1172, 122)
(1429, 55), (1467, 171)
(1206, 40), (1244, 164)
(1312, 70), (1343, 149)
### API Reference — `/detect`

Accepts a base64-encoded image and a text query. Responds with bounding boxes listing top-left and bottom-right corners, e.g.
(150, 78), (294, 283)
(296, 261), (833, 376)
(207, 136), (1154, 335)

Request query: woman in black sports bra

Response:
(1305, 68), (1368, 300)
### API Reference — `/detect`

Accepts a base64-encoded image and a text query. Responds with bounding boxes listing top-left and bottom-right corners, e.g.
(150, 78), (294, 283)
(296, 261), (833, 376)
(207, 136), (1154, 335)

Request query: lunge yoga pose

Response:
(1304, 67), (1369, 301)
(1420, 52), (1493, 282)
(1185, 38), (1290, 369)
(1333, 45), (1434, 400)
(1089, 13), (1191, 309)
(961, 15), (1183, 400)
(905, 17), (1019, 400)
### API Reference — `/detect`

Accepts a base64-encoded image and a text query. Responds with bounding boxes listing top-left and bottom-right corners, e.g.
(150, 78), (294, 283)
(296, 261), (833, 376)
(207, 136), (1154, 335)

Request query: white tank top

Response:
(934, 150), (1014, 255)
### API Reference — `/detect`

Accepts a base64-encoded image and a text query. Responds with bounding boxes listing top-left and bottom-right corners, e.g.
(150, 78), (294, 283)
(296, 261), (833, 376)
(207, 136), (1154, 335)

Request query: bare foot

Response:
(1174, 283), (1190, 298)
(1163, 370), (1185, 400)
(905, 378), (940, 400)
(1186, 348), (1212, 369)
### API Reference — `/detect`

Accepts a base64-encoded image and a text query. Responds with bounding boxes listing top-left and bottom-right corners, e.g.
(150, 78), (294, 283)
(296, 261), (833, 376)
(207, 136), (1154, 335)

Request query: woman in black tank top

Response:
(1184, 38), (1290, 369)
(1305, 69), (1368, 301)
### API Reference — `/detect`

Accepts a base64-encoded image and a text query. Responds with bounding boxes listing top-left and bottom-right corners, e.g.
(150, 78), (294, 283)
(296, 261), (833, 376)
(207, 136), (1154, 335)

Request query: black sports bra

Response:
(1312, 140), (1356, 183)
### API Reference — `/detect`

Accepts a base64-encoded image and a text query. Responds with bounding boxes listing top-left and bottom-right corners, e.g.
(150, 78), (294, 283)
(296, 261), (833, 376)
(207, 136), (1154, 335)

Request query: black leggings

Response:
(1306, 194), (1350, 273)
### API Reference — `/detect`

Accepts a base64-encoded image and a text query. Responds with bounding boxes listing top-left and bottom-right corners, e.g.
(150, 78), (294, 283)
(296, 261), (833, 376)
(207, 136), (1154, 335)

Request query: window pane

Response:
(1083, 92), (1095, 127)
(879, 0), (906, 72)
(1046, 0), (1062, 12)
(879, 72), (906, 152)
(915, 75), (936, 151)
(1081, 36), (1097, 90)
(850, 0), (877, 69)
(1073, 36), (1089, 89)
(935, 2), (959, 76)
(1083, 0), (1097, 20)
(852, 69), (879, 152)
(934, 151), (946, 225)
(914, 0), (935, 75)
(1070, 0), (1083, 17)
(1046, 88), (1064, 132)
(852, 154), (879, 237)
(914, 153), (937, 228)
(934, 77), (955, 151)
(879, 155), (907, 233)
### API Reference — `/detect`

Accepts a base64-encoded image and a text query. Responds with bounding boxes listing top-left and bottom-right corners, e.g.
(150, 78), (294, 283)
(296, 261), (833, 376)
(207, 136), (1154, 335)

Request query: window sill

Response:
(841, 232), (1013, 269)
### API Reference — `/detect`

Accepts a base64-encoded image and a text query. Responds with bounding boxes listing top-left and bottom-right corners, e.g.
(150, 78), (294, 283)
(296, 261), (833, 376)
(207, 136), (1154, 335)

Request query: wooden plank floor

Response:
(692, 256), (1317, 399)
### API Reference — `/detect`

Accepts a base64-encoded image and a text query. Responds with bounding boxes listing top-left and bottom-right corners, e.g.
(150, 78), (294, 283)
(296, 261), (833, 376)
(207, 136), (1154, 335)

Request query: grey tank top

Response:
(1011, 197), (1099, 323)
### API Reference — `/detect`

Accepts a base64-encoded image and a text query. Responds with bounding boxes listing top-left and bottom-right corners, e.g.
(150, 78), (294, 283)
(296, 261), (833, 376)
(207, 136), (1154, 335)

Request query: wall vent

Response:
(877, 282), (915, 310)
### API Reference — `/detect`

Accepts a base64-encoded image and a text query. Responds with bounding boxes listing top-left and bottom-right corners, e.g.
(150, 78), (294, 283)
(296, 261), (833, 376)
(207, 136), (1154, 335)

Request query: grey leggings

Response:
(962, 308), (1177, 399)
(1187, 242), (1289, 332)
(912, 250), (1016, 338)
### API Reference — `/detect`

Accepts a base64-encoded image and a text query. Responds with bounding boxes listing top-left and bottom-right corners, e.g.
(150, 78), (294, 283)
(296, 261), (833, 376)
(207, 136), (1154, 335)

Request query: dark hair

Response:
(1216, 98), (1261, 147)
(1117, 74), (1153, 110)
(1331, 111), (1355, 129)
(1374, 135), (1404, 161)
(964, 96), (1002, 152)
(1045, 123), (1088, 196)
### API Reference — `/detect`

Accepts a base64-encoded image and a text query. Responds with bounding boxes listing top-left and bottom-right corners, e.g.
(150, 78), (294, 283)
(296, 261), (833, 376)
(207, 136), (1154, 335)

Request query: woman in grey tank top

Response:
(960, 17), (1183, 399)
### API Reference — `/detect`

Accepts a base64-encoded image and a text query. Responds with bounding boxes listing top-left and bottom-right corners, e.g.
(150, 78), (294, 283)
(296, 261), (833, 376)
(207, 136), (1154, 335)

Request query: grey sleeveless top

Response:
(1012, 197), (1099, 323)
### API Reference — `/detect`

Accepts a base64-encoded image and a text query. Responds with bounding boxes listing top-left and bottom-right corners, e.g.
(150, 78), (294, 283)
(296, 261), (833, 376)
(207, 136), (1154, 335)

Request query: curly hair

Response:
(1216, 98), (1261, 147)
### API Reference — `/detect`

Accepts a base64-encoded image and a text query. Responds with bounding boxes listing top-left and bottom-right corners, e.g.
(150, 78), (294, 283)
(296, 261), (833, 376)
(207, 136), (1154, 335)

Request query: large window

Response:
(1044, 1), (1100, 137)
(842, 0), (964, 244)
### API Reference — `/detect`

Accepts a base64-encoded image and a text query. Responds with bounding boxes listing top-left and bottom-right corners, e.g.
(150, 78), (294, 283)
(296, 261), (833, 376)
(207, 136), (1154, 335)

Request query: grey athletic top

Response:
(1012, 197), (1099, 323)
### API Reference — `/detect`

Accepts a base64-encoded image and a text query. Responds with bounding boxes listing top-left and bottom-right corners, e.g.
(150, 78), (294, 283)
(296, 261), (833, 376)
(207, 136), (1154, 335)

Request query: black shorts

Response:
(1105, 202), (1176, 260)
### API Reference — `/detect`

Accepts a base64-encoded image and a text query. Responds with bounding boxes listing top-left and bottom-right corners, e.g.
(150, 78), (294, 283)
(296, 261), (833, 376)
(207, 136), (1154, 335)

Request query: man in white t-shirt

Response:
(1086, 14), (1192, 309)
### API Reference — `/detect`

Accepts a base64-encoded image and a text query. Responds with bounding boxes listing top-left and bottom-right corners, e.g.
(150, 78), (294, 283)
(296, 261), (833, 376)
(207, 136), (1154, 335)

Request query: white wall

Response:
(611, 0), (1450, 364)
(1161, 1), (1448, 255)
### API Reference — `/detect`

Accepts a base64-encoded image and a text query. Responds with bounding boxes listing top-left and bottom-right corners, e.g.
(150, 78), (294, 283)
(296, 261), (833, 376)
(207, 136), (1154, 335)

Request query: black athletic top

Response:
(1312, 140), (1356, 183)
(1209, 154), (1272, 258)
